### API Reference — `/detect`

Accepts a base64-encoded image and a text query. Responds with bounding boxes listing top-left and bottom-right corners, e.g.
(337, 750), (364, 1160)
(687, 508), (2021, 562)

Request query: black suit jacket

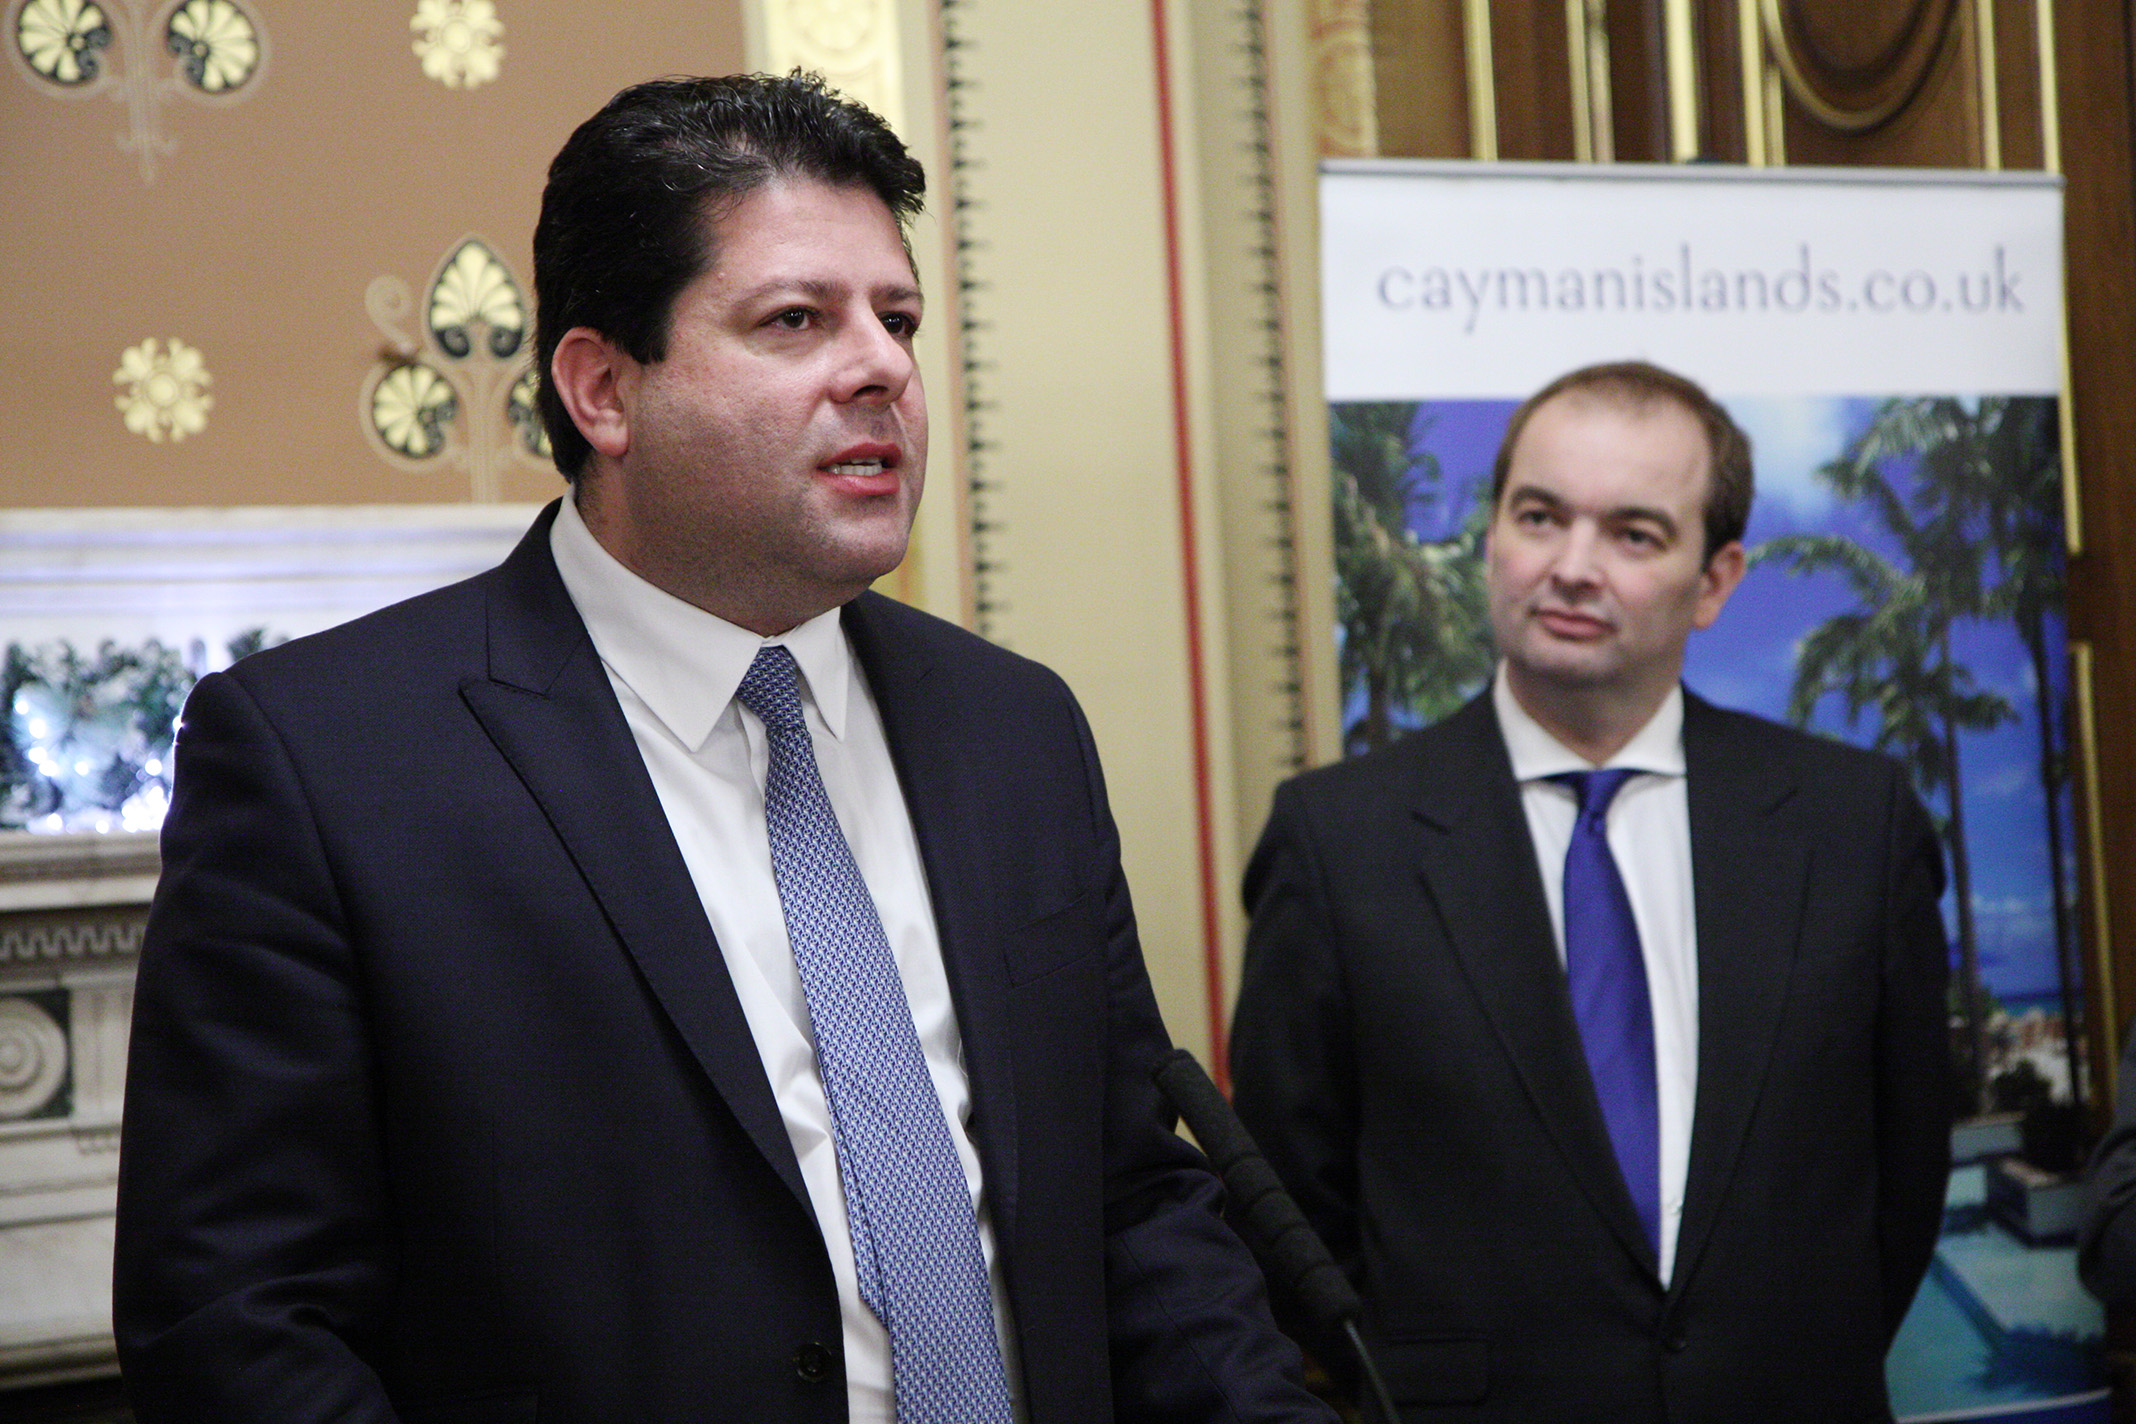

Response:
(2078, 1023), (2136, 1304)
(114, 503), (1329, 1424)
(1230, 690), (1950, 1423)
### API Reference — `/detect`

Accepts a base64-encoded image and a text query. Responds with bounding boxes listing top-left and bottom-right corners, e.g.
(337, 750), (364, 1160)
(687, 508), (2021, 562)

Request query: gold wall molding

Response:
(1757, 0), (1958, 133)
(10, 0), (266, 183)
(1312, 0), (1375, 157)
(1664, 0), (1696, 159)
(1567, 0), (1610, 162)
(756, 0), (903, 133)
(1462, 0), (1493, 159)
(1972, 0), (1998, 169)
(2075, 641), (2115, 1094)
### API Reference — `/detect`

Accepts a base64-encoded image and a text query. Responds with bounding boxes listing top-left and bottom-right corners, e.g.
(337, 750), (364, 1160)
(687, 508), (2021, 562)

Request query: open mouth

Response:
(822, 442), (900, 481)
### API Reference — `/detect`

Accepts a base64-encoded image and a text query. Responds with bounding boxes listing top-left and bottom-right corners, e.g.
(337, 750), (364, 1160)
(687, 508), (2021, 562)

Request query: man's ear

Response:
(550, 327), (635, 462)
(1692, 540), (1748, 630)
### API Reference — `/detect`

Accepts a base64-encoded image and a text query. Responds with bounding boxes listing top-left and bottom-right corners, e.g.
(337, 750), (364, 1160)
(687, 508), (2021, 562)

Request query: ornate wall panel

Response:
(2, 2), (748, 510)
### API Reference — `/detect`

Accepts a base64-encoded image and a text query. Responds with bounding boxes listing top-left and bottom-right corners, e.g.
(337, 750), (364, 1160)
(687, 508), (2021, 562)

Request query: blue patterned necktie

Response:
(1551, 768), (1661, 1257)
(734, 645), (1014, 1424)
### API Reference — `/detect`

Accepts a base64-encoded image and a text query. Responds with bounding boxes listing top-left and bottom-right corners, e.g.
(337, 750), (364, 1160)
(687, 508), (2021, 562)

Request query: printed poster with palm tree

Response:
(1321, 163), (2090, 1421)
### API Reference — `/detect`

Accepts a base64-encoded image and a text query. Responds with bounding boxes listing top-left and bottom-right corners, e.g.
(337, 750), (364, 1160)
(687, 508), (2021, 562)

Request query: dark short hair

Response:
(1488, 360), (1753, 560)
(533, 72), (926, 478)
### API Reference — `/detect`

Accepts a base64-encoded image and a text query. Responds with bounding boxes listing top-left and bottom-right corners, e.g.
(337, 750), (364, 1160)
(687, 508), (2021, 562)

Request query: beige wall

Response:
(912, 0), (1329, 1068)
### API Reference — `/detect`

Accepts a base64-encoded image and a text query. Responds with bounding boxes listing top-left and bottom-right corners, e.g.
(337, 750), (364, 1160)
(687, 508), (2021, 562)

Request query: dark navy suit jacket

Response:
(1231, 690), (1950, 1423)
(115, 503), (1328, 1424)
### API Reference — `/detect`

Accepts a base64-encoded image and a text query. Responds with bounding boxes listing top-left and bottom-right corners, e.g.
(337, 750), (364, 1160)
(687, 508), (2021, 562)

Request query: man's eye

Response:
(770, 308), (813, 330)
(881, 311), (918, 337)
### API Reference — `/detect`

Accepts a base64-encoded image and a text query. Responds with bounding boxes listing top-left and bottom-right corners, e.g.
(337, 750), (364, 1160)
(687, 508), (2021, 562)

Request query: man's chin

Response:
(820, 535), (916, 593)
(1507, 646), (1619, 690)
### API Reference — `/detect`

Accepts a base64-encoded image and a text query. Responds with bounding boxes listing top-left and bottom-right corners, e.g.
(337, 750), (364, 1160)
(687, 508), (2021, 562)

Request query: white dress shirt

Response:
(551, 497), (1019, 1422)
(1493, 667), (1699, 1284)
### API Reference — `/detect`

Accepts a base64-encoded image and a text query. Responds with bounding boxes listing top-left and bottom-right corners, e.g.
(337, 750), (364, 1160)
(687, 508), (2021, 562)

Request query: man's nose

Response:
(1546, 524), (1603, 586)
(835, 315), (916, 405)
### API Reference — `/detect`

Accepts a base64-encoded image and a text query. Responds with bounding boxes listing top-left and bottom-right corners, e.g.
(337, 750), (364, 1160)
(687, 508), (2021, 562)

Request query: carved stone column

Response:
(0, 832), (156, 1386)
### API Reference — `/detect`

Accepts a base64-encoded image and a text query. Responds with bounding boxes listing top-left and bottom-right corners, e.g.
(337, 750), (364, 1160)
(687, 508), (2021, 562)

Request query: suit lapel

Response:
(1415, 695), (1659, 1275)
(1668, 693), (1810, 1301)
(843, 595), (1022, 1239)
(457, 503), (809, 1210)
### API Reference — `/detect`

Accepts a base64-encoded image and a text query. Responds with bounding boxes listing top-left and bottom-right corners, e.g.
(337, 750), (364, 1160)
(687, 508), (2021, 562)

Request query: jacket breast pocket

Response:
(1002, 890), (1102, 985)
(1380, 1331), (1489, 1406)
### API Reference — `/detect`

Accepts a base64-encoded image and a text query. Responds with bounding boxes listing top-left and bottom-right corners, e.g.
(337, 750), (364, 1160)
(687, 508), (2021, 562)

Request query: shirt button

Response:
(793, 1342), (833, 1382)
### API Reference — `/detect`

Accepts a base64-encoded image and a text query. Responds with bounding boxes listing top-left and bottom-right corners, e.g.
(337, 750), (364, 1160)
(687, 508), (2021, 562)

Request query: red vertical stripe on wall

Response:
(1146, 0), (1230, 1088)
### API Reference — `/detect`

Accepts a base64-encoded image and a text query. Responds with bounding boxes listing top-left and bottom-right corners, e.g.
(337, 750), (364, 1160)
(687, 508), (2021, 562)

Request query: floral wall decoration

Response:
(112, 336), (211, 442)
(409, 0), (500, 90)
(362, 236), (550, 502)
(11, 0), (265, 183)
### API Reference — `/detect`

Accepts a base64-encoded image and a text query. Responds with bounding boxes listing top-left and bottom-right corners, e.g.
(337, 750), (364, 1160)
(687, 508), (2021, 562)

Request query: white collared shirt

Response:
(551, 497), (1019, 1422)
(1493, 667), (1698, 1285)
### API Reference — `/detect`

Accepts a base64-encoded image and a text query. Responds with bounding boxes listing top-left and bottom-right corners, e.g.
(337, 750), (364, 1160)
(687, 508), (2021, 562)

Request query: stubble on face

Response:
(578, 178), (928, 635)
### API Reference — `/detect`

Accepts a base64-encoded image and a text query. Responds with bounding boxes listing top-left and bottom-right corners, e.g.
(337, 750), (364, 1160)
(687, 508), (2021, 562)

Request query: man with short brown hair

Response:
(1233, 360), (1950, 1421)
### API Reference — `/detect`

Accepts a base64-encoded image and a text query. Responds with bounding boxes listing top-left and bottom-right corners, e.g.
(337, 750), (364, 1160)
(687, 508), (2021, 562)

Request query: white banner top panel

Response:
(1321, 161), (2065, 400)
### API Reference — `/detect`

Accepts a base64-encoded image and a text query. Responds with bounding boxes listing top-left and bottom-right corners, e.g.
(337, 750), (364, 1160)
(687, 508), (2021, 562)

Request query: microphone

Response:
(1152, 1047), (1399, 1424)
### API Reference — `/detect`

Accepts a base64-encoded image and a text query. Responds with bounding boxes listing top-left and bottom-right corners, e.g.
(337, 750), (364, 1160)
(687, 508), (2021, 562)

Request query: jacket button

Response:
(1663, 1333), (1688, 1353)
(793, 1342), (833, 1383)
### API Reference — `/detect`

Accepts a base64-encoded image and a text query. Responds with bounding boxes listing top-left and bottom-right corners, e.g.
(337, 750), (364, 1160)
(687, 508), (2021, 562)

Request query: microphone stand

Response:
(1152, 1048), (1401, 1424)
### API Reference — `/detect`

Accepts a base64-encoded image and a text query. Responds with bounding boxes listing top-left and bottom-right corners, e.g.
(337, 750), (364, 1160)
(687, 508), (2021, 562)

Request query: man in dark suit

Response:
(113, 73), (1332, 1424)
(2079, 1030), (2136, 1304)
(1231, 361), (1950, 1421)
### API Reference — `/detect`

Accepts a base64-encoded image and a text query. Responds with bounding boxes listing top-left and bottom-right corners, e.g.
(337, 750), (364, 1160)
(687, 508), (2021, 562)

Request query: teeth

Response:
(828, 460), (885, 476)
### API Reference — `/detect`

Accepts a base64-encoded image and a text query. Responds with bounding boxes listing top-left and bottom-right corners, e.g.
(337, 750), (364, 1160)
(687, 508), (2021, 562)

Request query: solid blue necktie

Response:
(1551, 768), (1661, 1257)
(735, 645), (1014, 1424)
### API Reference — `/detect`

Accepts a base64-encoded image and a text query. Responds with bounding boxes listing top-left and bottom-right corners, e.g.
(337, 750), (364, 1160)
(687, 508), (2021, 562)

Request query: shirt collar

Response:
(1492, 662), (1686, 783)
(549, 494), (853, 750)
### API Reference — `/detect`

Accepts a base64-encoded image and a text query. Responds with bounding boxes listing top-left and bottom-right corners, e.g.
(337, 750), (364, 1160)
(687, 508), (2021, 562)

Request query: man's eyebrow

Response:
(735, 276), (924, 307)
(1505, 485), (1681, 536)
(1605, 503), (1680, 535)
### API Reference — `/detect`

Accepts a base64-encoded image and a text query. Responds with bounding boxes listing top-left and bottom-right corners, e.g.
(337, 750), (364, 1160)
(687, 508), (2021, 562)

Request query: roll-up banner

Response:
(1321, 161), (2094, 1421)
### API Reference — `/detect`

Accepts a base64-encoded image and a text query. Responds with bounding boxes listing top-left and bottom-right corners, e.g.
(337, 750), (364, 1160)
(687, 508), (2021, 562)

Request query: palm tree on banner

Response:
(1821, 396), (2077, 1102)
(1330, 403), (1493, 753)
(1758, 479), (2014, 1115)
